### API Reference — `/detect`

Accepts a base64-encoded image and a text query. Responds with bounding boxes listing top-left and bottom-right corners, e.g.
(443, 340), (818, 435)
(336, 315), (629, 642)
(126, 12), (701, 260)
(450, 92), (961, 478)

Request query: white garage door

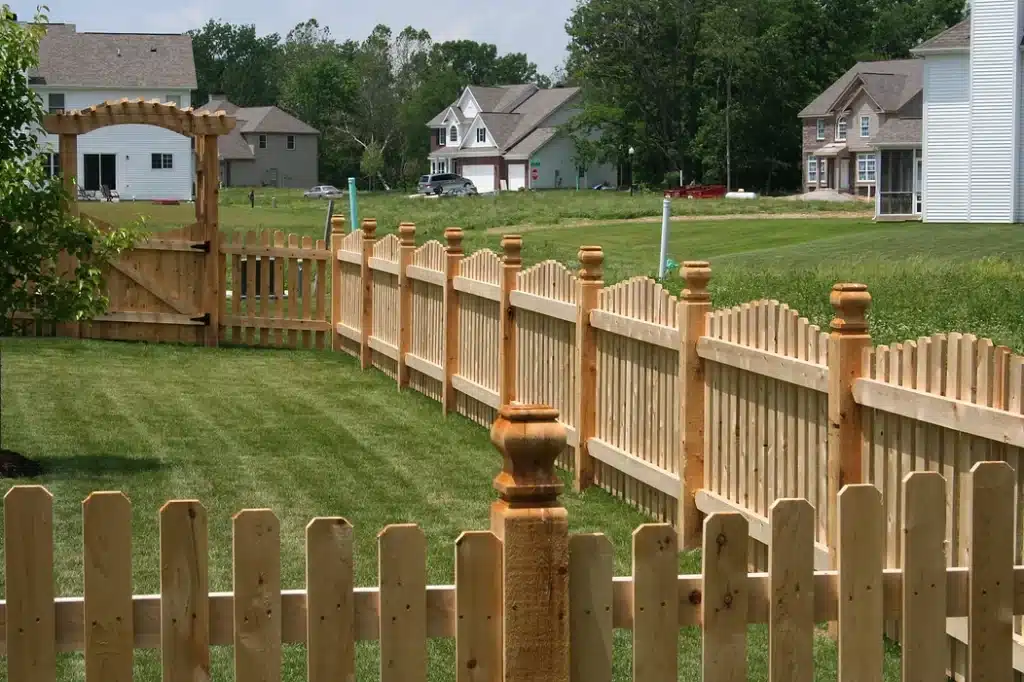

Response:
(508, 163), (526, 191)
(462, 164), (495, 193)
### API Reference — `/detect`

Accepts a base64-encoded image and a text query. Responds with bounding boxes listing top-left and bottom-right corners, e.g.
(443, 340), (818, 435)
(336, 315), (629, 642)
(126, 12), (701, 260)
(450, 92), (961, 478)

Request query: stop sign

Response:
(531, 167), (539, 181)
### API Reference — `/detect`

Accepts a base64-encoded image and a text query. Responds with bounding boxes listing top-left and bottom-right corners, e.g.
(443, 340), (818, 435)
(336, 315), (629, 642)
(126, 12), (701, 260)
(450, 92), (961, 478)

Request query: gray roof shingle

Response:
(31, 24), (197, 89)
(506, 128), (558, 158)
(798, 59), (921, 118)
(869, 118), (922, 147)
(196, 100), (318, 135)
(911, 18), (970, 53)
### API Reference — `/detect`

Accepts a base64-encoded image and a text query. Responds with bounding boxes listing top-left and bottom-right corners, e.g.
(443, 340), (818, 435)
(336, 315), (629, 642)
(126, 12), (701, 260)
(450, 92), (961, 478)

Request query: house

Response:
(912, 6), (1021, 223)
(196, 96), (319, 189)
(31, 23), (197, 201)
(798, 59), (922, 212)
(426, 84), (617, 192)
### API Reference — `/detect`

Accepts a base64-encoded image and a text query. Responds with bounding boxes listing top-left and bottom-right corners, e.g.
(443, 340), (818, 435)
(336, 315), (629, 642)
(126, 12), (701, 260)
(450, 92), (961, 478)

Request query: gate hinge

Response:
(191, 312), (211, 325)
(190, 240), (211, 253)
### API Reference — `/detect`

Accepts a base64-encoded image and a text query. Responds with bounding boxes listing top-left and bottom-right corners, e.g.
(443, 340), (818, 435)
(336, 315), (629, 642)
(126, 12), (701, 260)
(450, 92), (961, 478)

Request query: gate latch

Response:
(190, 240), (211, 253)
(191, 312), (211, 325)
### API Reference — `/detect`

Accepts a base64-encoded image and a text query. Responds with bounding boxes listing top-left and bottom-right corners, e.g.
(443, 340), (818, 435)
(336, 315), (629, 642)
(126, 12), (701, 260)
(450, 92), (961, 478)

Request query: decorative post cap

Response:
(578, 245), (603, 281)
(501, 234), (523, 265)
(399, 222), (416, 246)
(830, 283), (871, 333)
(445, 227), (464, 254)
(361, 218), (377, 238)
(330, 214), (346, 235)
(681, 260), (711, 301)
(491, 404), (566, 506)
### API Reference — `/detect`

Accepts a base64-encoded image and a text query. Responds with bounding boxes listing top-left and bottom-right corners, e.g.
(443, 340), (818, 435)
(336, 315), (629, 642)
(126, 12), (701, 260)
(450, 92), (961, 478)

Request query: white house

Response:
(911, 2), (1024, 223)
(31, 24), (197, 201)
(426, 84), (617, 193)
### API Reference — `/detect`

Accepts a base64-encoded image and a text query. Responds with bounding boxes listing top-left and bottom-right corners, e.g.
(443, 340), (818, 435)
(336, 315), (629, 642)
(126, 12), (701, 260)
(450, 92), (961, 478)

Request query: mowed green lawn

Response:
(0, 341), (889, 682)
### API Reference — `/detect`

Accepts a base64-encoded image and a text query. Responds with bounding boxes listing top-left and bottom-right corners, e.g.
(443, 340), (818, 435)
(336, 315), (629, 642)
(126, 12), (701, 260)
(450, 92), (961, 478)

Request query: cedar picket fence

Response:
(1, 405), (1021, 682)
(12, 211), (1024, 677)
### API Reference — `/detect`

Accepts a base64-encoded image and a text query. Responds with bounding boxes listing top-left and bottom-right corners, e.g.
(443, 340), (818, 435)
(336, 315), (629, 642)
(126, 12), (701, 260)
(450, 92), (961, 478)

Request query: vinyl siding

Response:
(968, 0), (1019, 222)
(34, 88), (193, 200)
(529, 133), (616, 189)
(464, 119), (496, 149)
(923, 55), (970, 222)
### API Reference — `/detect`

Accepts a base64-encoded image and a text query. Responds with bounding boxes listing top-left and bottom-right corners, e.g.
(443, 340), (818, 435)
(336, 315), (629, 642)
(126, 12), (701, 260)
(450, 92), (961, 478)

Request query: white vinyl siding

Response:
(923, 55), (971, 222)
(968, 0), (1019, 222)
(33, 88), (193, 201)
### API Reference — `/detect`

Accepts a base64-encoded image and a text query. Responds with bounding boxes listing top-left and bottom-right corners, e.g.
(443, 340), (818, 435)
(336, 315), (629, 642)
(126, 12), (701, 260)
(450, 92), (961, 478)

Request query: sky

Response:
(13, 0), (577, 77)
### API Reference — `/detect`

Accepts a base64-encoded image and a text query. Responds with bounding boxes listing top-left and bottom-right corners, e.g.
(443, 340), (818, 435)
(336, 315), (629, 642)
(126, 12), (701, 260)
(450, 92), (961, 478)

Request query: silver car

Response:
(303, 185), (344, 199)
(418, 173), (476, 196)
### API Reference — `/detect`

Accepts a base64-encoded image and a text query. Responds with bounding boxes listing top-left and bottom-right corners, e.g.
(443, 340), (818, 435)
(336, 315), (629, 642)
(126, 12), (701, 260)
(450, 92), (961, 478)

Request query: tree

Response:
(189, 20), (282, 106)
(0, 5), (139, 468)
(1, 5), (140, 337)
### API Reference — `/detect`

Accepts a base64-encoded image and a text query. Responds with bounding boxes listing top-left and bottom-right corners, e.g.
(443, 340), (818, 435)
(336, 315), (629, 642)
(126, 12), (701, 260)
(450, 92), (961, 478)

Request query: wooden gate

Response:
(43, 99), (235, 346)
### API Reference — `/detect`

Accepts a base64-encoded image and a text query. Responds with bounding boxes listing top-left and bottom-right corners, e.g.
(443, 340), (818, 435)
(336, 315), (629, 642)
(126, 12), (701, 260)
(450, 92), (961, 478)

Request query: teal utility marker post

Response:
(348, 177), (358, 232)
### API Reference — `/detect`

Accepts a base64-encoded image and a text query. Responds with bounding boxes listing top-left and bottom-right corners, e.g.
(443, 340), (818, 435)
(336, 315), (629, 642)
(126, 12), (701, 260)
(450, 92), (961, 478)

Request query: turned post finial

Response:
(330, 214), (346, 235)
(578, 245), (603, 281)
(681, 260), (711, 302)
(361, 218), (377, 239)
(491, 404), (566, 506)
(830, 283), (871, 333)
(444, 227), (464, 254)
(501, 234), (523, 266)
(398, 222), (416, 246)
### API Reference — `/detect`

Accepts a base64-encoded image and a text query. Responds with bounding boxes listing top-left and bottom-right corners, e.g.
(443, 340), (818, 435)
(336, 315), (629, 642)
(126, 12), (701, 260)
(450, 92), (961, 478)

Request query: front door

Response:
(820, 158), (829, 188)
(839, 158), (851, 191)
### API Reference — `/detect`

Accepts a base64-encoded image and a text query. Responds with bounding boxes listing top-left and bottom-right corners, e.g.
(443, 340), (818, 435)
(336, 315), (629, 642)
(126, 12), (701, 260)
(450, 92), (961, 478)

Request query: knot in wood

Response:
(716, 533), (727, 547)
(490, 404), (566, 504)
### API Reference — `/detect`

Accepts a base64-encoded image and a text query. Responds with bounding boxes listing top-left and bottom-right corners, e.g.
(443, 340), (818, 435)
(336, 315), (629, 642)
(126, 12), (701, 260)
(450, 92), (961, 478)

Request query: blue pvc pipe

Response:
(348, 177), (358, 231)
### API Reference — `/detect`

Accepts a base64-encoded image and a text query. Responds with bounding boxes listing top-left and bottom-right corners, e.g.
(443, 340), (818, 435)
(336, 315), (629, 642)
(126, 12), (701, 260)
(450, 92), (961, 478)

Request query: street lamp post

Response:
(628, 146), (635, 196)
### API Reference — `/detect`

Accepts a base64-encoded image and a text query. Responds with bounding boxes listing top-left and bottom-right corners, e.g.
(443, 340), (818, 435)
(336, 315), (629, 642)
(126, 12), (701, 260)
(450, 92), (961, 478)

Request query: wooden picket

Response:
(370, 234), (402, 378)
(453, 248), (503, 426)
(407, 240), (446, 401)
(0, 464), (1020, 680)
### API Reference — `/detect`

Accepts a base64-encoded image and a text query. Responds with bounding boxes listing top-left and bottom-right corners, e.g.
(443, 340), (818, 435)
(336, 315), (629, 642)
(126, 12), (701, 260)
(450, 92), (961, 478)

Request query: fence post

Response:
(359, 219), (377, 370)
(827, 283), (871, 562)
(200, 134), (221, 348)
(490, 404), (569, 681)
(397, 222), (416, 389)
(329, 214), (346, 353)
(498, 235), (522, 407)
(442, 228), (463, 415)
(574, 245), (604, 491)
(678, 260), (712, 550)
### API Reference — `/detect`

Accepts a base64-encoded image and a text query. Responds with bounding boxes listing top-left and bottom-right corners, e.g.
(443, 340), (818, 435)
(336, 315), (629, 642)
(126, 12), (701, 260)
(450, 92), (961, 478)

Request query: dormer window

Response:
(449, 126), (458, 143)
(476, 128), (487, 143)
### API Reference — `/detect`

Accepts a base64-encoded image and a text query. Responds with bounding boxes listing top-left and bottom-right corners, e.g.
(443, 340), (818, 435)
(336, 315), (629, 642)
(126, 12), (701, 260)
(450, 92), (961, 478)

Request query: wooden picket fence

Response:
(1, 411), (1020, 682)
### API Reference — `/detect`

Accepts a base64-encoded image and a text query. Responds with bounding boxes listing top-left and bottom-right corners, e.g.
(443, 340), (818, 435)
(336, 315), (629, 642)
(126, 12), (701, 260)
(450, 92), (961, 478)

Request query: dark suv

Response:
(417, 173), (476, 196)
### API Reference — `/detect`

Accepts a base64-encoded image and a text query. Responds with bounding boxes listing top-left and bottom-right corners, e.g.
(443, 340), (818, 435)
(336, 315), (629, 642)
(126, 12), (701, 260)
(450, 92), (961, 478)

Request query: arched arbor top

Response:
(42, 98), (236, 137)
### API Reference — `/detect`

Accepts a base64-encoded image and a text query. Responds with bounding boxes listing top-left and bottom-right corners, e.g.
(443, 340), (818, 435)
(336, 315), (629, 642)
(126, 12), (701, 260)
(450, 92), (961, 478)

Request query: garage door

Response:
(462, 164), (495, 193)
(508, 163), (526, 191)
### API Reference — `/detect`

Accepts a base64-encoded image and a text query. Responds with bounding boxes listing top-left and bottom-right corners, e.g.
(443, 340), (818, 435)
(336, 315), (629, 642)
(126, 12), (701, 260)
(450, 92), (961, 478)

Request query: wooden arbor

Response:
(41, 99), (236, 346)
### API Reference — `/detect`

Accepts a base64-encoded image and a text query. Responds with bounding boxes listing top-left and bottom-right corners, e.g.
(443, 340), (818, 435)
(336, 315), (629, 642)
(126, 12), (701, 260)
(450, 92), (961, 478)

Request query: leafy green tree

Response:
(189, 20), (282, 106)
(0, 5), (139, 338)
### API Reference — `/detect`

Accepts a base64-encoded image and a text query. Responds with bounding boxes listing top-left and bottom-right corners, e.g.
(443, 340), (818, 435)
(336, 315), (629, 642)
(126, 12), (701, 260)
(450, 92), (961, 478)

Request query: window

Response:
(258, 134), (267, 149)
(836, 116), (847, 141)
(44, 152), (60, 178)
(816, 119), (825, 141)
(287, 135), (295, 150)
(857, 153), (876, 182)
(860, 115), (870, 138)
(476, 127), (487, 143)
(449, 125), (458, 143)
(437, 128), (446, 147)
(151, 153), (173, 170)
(48, 93), (64, 114)
(165, 95), (181, 108)
(806, 155), (818, 183)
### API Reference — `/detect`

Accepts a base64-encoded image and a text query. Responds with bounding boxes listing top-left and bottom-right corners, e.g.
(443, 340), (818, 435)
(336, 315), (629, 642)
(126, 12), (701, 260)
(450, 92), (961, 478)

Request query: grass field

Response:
(0, 340), (902, 681)
(85, 186), (870, 246)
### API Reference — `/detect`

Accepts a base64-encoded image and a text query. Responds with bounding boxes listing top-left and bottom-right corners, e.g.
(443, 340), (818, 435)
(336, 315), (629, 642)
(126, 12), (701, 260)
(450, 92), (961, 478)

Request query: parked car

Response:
(303, 185), (344, 199)
(417, 173), (476, 196)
